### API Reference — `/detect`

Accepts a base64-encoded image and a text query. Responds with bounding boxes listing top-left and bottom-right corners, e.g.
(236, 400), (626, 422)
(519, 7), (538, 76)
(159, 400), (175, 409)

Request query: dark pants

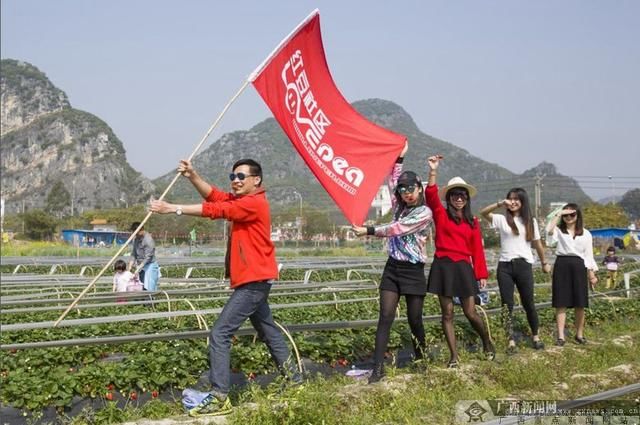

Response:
(208, 282), (290, 394)
(497, 259), (539, 338)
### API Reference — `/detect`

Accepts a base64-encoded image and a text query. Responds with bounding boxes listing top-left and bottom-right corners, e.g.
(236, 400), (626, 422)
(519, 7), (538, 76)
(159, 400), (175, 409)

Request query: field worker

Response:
(129, 222), (160, 291)
(424, 155), (495, 368)
(352, 141), (433, 383)
(149, 158), (301, 417)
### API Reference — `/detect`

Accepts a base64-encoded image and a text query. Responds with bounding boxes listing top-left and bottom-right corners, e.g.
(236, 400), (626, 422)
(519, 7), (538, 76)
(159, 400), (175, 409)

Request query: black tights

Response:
(497, 261), (540, 338)
(438, 295), (493, 362)
(373, 290), (426, 364)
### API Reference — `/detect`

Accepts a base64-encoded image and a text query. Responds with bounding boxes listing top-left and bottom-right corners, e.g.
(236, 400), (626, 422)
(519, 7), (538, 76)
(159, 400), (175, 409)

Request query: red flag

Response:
(249, 10), (406, 225)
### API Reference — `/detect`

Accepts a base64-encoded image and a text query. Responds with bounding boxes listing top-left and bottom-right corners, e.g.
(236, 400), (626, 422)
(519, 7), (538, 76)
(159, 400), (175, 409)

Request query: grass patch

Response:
(221, 317), (640, 425)
(1, 241), (119, 257)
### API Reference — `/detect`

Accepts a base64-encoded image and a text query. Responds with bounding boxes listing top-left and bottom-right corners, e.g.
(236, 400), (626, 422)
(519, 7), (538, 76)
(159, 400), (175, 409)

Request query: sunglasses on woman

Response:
(397, 185), (417, 194)
(448, 190), (468, 200)
(229, 172), (256, 181)
(563, 212), (577, 218)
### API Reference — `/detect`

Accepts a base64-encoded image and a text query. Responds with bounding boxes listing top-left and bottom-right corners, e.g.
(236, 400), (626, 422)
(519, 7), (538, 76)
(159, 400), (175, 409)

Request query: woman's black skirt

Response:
(379, 257), (427, 296)
(552, 255), (589, 308)
(427, 256), (478, 298)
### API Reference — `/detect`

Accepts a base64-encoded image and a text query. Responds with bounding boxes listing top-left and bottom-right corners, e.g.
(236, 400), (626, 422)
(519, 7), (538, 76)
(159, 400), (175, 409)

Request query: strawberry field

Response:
(1, 255), (639, 423)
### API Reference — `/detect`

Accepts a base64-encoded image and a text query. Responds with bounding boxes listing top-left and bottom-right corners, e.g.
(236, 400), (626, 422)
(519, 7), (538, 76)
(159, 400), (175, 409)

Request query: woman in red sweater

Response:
(425, 155), (495, 368)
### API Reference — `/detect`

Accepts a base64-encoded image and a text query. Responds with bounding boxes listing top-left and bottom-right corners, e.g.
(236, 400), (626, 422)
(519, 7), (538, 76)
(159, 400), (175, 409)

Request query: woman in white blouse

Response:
(546, 203), (598, 346)
(480, 188), (550, 353)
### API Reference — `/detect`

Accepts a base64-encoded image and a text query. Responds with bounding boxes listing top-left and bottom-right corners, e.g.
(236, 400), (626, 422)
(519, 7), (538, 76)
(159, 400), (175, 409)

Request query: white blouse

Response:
(492, 214), (540, 264)
(550, 227), (598, 271)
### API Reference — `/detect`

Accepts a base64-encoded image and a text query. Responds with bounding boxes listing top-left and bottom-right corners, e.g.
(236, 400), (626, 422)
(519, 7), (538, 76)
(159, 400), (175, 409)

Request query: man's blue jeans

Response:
(209, 281), (290, 395)
(142, 262), (159, 291)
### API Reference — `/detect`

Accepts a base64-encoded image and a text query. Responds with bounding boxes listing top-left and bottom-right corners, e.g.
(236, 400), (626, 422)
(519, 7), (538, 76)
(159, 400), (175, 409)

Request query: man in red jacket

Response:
(150, 158), (301, 416)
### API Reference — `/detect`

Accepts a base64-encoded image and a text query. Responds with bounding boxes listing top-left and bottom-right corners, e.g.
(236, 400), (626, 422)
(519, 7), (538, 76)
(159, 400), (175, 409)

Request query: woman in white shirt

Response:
(480, 188), (550, 353)
(546, 203), (598, 346)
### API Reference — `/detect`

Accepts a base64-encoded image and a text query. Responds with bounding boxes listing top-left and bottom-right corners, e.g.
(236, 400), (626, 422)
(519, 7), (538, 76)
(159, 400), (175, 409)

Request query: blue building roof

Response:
(589, 227), (639, 239)
(61, 229), (131, 247)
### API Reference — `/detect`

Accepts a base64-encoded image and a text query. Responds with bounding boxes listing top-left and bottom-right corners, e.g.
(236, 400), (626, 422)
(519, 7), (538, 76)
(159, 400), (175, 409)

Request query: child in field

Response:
(602, 246), (621, 289)
(113, 259), (134, 302)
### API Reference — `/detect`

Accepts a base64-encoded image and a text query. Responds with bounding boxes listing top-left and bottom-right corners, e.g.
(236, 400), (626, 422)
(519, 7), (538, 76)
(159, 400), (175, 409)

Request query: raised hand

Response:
(427, 155), (442, 171)
(178, 159), (195, 178)
(400, 140), (409, 158)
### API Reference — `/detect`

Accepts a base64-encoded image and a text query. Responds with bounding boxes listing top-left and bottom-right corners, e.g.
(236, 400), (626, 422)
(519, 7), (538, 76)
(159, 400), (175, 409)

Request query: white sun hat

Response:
(440, 176), (478, 199)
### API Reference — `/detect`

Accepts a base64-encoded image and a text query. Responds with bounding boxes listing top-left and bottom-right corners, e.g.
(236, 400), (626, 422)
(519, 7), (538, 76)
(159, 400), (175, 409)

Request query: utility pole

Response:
(608, 176), (615, 202)
(22, 199), (25, 234)
(0, 197), (4, 236)
(293, 190), (303, 243)
(534, 173), (546, 218)
(71, 179), (76, 216)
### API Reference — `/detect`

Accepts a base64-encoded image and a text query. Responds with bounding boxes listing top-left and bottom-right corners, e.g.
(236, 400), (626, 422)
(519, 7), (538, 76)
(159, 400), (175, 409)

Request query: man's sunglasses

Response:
(448, 190), (468, 200)
(397, 185), (417, 194)
(563, 212), (577, 218)
(229, 172), (257, 181)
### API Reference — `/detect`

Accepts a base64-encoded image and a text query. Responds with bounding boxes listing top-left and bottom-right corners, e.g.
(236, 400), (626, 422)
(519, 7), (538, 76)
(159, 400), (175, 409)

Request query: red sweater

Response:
(425, 184), (488, 280)
(201, 186), (278, 288)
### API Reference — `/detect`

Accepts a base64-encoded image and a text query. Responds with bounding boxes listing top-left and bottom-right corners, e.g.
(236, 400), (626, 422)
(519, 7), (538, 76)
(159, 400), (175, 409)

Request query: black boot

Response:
(412, 340), (427, 361)
(368, 363), (385, 384)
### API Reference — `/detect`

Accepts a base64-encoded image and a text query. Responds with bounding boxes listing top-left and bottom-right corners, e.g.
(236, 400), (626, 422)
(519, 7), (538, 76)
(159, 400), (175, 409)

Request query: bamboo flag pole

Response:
(53, 79), (251, 327)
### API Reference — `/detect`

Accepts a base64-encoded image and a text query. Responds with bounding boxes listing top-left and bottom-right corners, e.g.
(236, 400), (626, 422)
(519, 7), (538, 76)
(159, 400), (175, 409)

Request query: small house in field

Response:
(61, 219), (129, 247)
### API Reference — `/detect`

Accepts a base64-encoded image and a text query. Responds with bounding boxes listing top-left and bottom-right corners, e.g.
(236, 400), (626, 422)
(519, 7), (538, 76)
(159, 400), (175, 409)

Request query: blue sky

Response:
(2, 0), (639, 201)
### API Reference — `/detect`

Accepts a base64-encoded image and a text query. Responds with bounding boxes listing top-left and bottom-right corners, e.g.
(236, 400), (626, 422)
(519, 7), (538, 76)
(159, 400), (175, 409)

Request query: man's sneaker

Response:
(188, 392), (232, 417)
(181, 388), (210, 411)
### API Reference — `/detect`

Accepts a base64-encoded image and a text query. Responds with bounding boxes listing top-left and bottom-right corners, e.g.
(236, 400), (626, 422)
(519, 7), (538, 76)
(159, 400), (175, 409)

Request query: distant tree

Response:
(21, 209), (57, 240)
(582, 203), (629, 229)
(619, 188), (640, 220)
(45, 181), (71, 217)
(303, 208), (333, 239)
(479, 218), (500, 248)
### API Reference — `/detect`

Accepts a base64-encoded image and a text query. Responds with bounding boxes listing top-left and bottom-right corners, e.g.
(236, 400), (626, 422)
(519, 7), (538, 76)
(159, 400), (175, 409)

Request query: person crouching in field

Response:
(112, 259), (134, 303)
(352, 142), (433, 384)
(546, 203), (598, 346)
(602, 246), (621, 289)
(424, 155), (495, 368)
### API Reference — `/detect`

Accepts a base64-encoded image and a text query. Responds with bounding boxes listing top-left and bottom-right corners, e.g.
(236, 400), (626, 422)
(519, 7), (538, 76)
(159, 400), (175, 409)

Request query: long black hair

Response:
(445, 187), (475, 227)
(558, 202), (584, 238)
(505, 188), (534, 241)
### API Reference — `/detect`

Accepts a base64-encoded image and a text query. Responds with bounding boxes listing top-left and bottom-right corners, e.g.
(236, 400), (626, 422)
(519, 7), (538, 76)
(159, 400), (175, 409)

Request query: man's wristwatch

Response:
(175, 206), (183, 216)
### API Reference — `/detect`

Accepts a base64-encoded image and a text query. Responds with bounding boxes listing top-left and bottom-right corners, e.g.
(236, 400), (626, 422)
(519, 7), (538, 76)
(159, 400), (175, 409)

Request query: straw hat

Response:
(440, 176), (477, 198)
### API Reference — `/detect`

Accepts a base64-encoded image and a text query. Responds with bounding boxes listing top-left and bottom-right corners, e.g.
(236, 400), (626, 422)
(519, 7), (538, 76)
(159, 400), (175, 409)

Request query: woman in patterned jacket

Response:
(352, 142), (433, 383)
